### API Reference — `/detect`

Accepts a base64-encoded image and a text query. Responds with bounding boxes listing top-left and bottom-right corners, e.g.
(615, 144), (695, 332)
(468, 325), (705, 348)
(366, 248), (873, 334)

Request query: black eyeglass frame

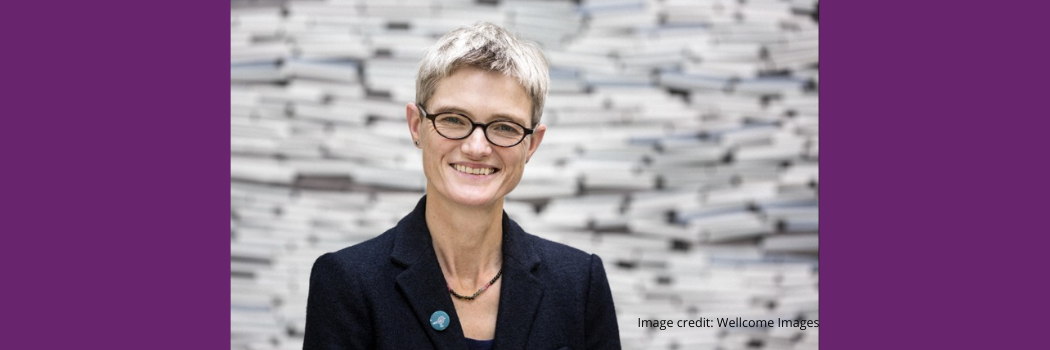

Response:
(417, 103), (535, 148)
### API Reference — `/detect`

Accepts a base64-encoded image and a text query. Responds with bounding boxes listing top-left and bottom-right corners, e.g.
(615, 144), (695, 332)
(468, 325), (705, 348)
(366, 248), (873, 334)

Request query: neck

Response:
(425, 193), (504, 288)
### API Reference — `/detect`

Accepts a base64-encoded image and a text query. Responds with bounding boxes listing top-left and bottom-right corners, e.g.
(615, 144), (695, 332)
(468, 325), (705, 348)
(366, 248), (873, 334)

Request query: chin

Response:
(442, 183), (506, 208)
(425, 163), (505, 207)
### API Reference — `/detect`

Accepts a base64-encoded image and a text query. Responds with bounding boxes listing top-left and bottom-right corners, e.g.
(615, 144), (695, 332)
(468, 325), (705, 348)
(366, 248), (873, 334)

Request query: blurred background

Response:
(231, 0), (818, 349)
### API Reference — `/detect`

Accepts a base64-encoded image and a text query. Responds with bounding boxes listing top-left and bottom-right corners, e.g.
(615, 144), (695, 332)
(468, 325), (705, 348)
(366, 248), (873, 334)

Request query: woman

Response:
(303, 22), (621, 350)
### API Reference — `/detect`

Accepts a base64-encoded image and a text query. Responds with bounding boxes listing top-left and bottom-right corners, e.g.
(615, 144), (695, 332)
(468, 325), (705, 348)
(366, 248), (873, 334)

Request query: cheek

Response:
(503, 149), (528, 170)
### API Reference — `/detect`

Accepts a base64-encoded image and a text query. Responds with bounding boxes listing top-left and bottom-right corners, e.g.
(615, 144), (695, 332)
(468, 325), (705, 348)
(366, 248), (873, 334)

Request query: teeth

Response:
(454, 164), (495, 175)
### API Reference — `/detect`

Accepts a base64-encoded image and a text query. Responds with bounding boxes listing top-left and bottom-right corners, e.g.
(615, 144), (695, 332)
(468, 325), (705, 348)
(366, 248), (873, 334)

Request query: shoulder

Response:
(504, 216), (593, 265)
(523, 232), (594, 265)
(311, 227), (397, 280)
(509, 221), (602, 285)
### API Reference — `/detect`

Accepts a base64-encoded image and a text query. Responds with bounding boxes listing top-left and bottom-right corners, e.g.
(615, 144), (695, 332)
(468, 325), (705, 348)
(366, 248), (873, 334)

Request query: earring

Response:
(414, 140), (419, 146)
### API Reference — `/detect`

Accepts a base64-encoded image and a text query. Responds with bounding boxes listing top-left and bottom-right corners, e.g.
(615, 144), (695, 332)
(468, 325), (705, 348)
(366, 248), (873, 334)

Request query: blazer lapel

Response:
(493, 213), (544, 350)
(395, 251), (468, 350)
(390, 197), (545, 350)
(391, 197), (466, 350)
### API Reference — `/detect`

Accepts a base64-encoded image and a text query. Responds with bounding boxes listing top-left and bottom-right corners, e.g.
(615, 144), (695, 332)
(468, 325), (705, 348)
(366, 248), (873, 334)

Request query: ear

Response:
(406, 103), (422, 148)
(524, 123), (546, 163)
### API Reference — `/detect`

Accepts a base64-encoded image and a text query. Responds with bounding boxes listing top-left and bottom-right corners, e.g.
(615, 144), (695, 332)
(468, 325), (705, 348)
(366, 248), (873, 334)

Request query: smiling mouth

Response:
(451, 164), (499, 176)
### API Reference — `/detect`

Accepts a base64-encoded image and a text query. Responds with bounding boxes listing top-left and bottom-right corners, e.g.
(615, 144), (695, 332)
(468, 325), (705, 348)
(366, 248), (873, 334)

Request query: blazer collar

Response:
(390, 196), (544, 350)
(390, 196), (433, 267)
(390, 196), (540, 268)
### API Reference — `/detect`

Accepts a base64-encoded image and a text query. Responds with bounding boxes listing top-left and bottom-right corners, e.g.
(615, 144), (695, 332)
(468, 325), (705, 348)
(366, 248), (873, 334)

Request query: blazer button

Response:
(430, 311), (450, 331)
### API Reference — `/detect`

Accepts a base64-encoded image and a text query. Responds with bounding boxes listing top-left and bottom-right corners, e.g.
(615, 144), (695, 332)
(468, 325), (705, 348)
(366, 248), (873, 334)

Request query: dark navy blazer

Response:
(303, 196), (621, 350)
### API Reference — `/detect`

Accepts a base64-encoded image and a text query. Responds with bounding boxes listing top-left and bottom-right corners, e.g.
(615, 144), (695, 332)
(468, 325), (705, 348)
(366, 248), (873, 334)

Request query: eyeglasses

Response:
(417, 104), (534, 147)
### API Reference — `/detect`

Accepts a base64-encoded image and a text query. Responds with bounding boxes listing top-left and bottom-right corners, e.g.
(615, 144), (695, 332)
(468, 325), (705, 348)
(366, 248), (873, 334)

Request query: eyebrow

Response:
(428, 105), (530, 126)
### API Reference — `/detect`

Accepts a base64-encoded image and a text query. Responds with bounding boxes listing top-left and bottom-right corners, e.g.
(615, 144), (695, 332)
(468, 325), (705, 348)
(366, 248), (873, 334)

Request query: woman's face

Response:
(407, 66), (546, 208)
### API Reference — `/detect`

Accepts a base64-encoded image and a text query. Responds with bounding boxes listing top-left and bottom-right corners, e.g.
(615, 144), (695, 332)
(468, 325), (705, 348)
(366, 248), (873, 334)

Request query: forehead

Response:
(427, 67), (532, 125)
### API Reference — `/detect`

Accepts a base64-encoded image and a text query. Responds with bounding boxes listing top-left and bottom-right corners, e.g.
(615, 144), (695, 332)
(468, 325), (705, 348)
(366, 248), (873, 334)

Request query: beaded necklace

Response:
(447, 269), (503, 300)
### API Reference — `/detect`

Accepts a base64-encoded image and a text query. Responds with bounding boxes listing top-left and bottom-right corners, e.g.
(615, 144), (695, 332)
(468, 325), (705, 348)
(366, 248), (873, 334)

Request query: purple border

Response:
(6, 1), (1049, 348)
(5, 2), (229, 348)
(824, 1), (1049, 348)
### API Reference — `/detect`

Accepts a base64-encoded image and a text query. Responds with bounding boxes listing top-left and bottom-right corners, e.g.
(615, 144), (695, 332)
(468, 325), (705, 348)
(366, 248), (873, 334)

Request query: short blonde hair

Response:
(416, 22), (550, 127)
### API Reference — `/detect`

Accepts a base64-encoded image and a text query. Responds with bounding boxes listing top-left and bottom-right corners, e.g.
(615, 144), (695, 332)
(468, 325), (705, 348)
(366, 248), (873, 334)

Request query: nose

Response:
(461, 125), (492, 159)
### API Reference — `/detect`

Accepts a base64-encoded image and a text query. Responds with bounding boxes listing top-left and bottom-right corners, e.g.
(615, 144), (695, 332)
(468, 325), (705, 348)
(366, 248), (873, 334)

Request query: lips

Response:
(451, 164), (499, 176)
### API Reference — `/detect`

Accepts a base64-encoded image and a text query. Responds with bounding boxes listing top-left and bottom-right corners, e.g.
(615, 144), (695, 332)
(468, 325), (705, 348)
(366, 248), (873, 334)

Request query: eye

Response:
(491, 122), (523, 135)
(436, 114), (467, 125)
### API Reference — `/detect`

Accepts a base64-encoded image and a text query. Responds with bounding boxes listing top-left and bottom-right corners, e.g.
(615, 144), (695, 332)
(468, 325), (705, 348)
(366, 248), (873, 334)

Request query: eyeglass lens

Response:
(433, 114), (526, 147)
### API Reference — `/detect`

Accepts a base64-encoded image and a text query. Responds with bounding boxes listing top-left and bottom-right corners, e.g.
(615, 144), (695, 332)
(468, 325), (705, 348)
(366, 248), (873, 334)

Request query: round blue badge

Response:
(430, 310), (450, 331)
